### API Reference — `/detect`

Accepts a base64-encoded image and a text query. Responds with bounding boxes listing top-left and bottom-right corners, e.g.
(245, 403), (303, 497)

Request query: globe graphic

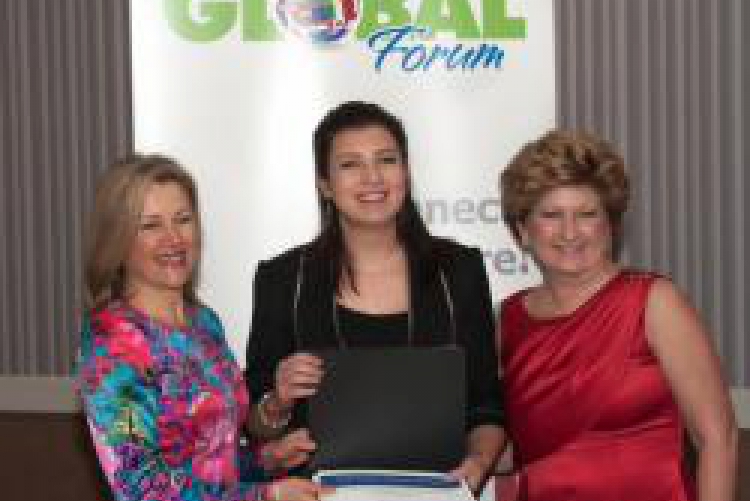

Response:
(275, 0), (360, 44)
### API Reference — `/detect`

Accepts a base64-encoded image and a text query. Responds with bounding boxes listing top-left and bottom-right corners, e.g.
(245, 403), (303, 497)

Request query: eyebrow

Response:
(334, 148), (400, 157)
(139, 208), (193, 219)
(375, 148), (400, 155)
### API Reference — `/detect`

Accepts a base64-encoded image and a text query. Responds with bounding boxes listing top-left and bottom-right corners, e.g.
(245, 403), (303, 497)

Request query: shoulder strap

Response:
(438, 269), (457, 345)
(293, 252), (305, 349)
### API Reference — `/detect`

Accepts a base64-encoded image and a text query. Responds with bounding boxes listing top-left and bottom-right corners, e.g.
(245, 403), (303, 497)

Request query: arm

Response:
(645, 279), (738, 501)
(245, 260), (323, 440)
(451, 424), (507, 494)
(78, 316), (268, 501)
(451, 248), (508, 492)
(245, 261), (297, 438)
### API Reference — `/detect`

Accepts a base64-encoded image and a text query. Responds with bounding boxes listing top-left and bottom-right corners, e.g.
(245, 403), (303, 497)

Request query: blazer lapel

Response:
(295, 252), (338, 350)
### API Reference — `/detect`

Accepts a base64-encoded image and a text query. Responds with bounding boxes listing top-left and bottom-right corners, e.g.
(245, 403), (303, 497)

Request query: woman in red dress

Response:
(497, 130), (737, 501)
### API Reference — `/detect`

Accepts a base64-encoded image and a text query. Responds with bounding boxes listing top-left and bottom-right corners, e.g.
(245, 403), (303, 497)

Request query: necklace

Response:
(542, 267), (620, 316)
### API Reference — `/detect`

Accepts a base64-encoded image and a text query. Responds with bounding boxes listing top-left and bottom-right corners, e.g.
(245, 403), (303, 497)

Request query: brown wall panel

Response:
(0, 412), (748, 501)
(1, 412), (112, 501)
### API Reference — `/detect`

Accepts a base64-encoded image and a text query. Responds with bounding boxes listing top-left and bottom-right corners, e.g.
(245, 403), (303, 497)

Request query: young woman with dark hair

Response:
(245, 101), (506, 493)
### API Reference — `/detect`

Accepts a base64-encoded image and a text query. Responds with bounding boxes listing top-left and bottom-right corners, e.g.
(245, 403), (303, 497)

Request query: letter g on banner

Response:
(165, 0), (237, 41)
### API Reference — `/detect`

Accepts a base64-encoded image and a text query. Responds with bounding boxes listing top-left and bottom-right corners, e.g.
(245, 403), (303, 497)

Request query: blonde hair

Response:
(84, 154), (202, 310)
(500, 129), (630, 244)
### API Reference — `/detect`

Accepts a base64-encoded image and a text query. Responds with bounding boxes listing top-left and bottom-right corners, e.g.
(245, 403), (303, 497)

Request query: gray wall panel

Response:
(0, 0), (745, 389)
(0, 0), (131, 375)
(557, 0), (747, 386)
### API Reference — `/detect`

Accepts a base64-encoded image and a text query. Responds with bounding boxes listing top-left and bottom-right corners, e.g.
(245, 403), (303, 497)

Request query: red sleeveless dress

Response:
(499, 271), (696, 501)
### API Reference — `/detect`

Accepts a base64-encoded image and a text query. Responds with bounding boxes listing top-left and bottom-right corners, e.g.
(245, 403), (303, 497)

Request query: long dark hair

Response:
(310, 101), (441, 293)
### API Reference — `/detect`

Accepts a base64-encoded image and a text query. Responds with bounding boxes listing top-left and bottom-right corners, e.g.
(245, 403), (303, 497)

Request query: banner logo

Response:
(275, 0), (360, 43)
(164, 0), (527, 70)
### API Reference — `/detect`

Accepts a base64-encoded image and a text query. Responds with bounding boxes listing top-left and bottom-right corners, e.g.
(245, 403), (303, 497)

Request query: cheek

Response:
(125, 239), (149, 265)
(526, 220), (556, 240)
(586, 219), (612, 239)
(124, 249), (149, 280)
(184, 225), (199, 245)
(327, 174), (356, 198)
(188, 233), (201, 258)
(386, 168), (408, 192)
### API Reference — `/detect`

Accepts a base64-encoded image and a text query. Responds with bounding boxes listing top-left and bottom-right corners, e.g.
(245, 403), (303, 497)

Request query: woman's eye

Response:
(338, 160), (359, 170)
(140, 221), (160, 231)
(379, 155), (401, 164)
(579, 210), (600, 218)
(176, 213), (194, 225)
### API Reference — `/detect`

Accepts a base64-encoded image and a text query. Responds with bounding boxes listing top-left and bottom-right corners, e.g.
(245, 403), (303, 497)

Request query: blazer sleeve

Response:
(244, 259), (297, 405)
(454, 248), (505, 430)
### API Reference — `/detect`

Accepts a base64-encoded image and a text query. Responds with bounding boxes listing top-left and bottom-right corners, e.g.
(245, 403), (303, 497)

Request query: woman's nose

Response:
(362, 161), (384, 183)
(561, 215), (579, 239)
(162, 224), (185, 243)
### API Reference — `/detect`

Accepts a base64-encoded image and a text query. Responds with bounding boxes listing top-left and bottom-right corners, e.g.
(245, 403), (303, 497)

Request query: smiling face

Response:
(318, 125), (408, 232)
(520, 184), (614, 279)
(124, 182), (199, 301)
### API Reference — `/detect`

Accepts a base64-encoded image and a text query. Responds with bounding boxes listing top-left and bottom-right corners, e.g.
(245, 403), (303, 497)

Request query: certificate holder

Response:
(314, 470), (475, 501)
(307, 347), (466, 472)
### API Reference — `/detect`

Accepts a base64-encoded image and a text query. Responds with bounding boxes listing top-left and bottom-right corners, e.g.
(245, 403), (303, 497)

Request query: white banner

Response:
(131, 0), (555, 358)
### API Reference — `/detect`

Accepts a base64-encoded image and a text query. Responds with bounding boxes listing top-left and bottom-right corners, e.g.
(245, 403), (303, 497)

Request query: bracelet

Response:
(265, 482), (282, 501)
(257, 392), (291, 430)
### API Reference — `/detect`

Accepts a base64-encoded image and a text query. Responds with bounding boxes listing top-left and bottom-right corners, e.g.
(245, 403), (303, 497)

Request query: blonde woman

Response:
(77, 155), (327, 501)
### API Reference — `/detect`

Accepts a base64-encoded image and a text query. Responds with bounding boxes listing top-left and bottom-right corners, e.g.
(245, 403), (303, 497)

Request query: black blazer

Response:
(245, 238), (504, 430)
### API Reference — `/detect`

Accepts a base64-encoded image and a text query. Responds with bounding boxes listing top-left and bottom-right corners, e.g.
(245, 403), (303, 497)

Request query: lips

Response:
(155, 249), (190, 268)
(356, 191), (388, 203)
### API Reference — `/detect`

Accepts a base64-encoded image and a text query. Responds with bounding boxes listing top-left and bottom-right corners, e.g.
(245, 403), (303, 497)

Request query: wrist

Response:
(264, 481), (281, 501)
(266, 390), (293, 415)
(258, 392), (292, 430)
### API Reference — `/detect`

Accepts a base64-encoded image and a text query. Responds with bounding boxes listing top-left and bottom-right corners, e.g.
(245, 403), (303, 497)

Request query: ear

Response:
(316, 177), (333, 199)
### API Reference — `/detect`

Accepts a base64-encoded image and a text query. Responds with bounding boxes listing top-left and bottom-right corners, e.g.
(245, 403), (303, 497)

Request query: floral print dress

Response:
(77, 302), (272, 501)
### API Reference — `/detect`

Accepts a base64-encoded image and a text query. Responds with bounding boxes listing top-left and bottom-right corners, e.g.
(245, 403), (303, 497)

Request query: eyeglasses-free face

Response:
(318, 125), (408, 233)
(519, 184), (613, 279)
(124, 181), (199, 301)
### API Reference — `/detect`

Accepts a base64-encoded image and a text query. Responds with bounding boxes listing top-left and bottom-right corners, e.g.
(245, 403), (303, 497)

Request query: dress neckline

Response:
(520, 270), (626, 325)
(114, 300), (198, 332)
(336, 302), (409, 319)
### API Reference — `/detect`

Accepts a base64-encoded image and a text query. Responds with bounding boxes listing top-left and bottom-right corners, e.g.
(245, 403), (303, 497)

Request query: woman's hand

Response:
(273, 353), (324, 411)
(448, 453), (488, 494)
(449, 424), (506, 495)
(260, 429), (317, 471)
(268, 478), (333, 501)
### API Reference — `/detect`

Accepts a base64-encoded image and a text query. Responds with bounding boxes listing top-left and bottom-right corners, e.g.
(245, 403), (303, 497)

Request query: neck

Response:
(542, 263), (619, 313)
(127, 288), (189, 327)
(341, 223), (403, 270)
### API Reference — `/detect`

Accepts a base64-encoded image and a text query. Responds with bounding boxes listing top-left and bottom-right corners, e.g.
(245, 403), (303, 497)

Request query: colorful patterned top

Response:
(77, 301), (272, 501)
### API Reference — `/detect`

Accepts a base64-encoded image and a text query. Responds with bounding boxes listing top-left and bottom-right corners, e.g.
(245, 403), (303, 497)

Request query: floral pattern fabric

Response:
(77, 302), (270, 501)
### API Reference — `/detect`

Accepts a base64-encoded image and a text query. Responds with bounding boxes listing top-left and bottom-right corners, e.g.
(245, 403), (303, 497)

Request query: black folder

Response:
(307, 347), (466, 472)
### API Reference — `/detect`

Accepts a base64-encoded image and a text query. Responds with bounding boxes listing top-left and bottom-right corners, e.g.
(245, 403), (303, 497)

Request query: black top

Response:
(335, 305), (410, 347)
(245, 238), (504, 430)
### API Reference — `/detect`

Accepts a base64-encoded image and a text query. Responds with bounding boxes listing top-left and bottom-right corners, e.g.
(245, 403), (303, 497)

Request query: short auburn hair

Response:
(500, 129), (630, 243)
